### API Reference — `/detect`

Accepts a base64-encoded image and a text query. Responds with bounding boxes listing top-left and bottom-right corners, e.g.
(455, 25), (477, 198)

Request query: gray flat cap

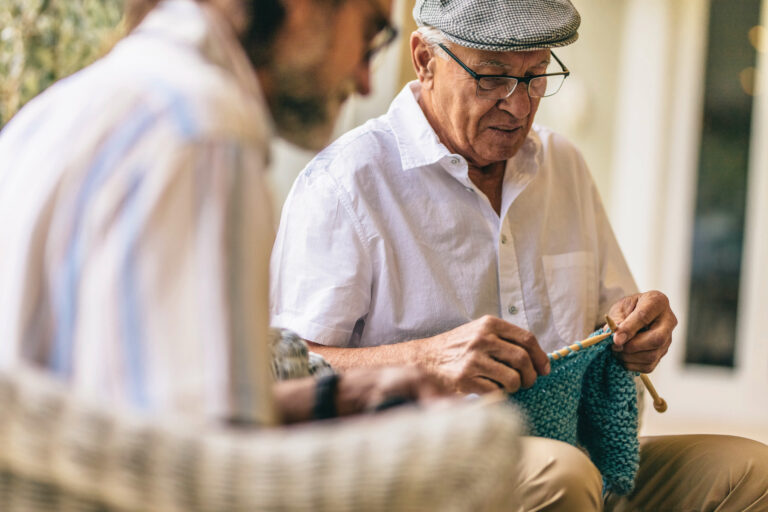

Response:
(413, 0), (581, 51)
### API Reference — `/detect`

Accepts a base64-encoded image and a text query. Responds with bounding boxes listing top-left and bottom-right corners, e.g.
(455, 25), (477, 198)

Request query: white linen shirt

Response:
(271, 82), (637, 352)
(0, 0), (276, 425)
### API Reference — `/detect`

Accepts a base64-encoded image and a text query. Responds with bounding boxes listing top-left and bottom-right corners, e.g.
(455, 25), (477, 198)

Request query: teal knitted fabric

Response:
(509, 329), (640, 495)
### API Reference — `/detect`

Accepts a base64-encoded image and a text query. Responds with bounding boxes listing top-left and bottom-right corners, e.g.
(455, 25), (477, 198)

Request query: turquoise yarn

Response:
(509, 329), (640, 495)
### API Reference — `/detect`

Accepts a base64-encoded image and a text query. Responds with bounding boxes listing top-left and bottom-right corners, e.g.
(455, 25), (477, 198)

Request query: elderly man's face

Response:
(262, 0), (393, 150)
(423, 45), (550, 167)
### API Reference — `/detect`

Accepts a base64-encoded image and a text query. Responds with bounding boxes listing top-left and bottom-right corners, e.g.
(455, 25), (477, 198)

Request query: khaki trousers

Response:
(513, 434), (768, 511)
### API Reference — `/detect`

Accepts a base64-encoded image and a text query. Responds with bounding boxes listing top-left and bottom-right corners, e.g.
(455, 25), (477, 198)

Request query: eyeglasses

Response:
(362, 0), (398, 61)
(437, 43), (570, 100)
(365, 24), (398, 60)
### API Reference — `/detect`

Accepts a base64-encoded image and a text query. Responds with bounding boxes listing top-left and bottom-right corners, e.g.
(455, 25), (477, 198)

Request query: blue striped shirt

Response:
(0, 0), (277, 426)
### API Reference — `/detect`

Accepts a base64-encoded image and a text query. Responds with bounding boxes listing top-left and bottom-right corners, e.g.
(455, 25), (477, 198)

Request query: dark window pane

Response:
(686, 0), (761, 367)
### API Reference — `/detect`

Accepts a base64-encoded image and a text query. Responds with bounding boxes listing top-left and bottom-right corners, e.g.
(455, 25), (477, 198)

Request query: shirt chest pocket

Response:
(542, 251), (598, 344)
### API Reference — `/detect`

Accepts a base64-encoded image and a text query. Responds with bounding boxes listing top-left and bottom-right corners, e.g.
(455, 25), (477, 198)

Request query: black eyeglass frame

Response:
(365, 24), (398, 61)
(437, 43), (570, 99)
(361, 0), (398, 61)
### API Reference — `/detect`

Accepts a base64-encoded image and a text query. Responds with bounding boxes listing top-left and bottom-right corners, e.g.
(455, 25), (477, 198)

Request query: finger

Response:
(387, 366), (448, 400)
(485, 356), (524, 392)
(612, 327), (670, 354)
(614, 291), (669, 347)
(372, 395), (412, 411)
(614, 348), (661, 365)
(461, 375), (503, 394)
(487, 338), (537, 388)
(455, 344), (525, 393)
(488, 318), (550, 376)
(613, 348), (666, 373)
(460, 352), (523, 393)
(618, 357), (662, 373)
(606, 295), (639, 326)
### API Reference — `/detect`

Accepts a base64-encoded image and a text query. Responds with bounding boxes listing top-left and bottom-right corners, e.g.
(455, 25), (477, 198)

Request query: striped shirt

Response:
(0, 0), (277, 426)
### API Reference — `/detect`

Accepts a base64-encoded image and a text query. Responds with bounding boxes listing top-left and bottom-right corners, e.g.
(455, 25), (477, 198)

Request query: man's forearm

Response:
(274, 339), (431, 423)
(307, 315), (551, 395)
(307, 339), (424, 370)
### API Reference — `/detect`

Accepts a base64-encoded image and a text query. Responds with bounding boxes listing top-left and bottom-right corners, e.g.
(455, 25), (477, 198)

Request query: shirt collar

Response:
(386, 81), (542, 180)
(387, 81), (453, 171)
(506, 125), (543, 180)
(133, 0), (273, 135)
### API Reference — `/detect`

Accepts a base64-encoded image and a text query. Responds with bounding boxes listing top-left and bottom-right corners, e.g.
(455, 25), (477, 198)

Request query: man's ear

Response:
(411, 32), (437, 87)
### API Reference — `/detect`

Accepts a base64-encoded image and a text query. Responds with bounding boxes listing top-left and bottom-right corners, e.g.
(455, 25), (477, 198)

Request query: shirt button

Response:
(508, 305), (518, 315)
(451, 158), (459, 165)
(501, 234), (508, 244)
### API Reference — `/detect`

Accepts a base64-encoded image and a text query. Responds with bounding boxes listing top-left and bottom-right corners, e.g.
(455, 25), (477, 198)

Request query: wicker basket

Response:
(0, 366), (522, 511)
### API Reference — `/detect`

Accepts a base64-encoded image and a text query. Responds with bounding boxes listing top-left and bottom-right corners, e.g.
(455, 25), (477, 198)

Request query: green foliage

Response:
(0, 0), (125, 128)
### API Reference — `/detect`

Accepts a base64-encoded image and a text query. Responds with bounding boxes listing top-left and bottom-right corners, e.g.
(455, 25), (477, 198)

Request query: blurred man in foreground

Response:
(0, 0), (444, 427)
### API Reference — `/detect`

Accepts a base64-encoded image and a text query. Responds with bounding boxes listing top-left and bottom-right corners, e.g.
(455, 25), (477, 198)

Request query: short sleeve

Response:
(270, 168), (373, 346)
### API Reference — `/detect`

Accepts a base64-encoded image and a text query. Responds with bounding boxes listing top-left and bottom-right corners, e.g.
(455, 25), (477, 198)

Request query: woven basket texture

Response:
(0, 366), (522, 511)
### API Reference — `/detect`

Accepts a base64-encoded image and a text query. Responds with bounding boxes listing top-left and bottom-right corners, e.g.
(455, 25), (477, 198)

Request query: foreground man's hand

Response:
(334, 366), (448, 416)
(422, 315), (550, 394)
(274, 365), (448, 423)
(607, 290), (678, 372)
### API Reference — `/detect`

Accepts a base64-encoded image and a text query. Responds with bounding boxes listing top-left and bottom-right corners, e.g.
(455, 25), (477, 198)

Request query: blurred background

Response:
(2, 0), (766, 442)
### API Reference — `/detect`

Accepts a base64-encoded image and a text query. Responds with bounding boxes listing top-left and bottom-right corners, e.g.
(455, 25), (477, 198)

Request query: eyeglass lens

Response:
(477, 73), (566, 99)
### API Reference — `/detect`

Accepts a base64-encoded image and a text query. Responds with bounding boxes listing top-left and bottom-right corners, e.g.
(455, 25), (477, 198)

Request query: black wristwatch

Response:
(313, 373), (340, 420)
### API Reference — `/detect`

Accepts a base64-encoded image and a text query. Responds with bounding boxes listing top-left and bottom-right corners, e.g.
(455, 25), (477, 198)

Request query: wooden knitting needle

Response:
(640, 374), (667, 412)
(605, 315), (668, 413)
(549, 331), (612, 360)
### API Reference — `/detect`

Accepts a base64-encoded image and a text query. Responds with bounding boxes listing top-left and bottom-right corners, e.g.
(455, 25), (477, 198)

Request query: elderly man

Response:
(271, 0), (768, 509)
(0, 0), (446, 428)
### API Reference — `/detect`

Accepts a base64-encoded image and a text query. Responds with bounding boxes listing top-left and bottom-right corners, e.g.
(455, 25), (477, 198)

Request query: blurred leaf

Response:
(0, 0), (125, 128)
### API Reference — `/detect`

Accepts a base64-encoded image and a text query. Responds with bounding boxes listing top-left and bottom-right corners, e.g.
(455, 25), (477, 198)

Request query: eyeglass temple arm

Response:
(550, 51), (570, 75)
(437, 43), (482, 79)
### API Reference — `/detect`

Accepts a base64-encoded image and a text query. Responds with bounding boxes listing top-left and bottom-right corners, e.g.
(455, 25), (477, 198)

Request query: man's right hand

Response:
(421, 315), (550, 394)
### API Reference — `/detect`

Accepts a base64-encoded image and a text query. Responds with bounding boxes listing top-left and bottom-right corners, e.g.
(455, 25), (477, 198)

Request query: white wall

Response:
(535, 0), (629, 206)
(607, 0), (768, 441)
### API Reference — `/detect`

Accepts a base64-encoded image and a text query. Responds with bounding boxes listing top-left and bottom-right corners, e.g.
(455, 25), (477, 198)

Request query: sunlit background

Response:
(2, 0), (767, 442)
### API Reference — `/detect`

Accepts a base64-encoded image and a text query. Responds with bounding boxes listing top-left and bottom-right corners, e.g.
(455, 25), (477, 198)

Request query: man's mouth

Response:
(489, 126), (521, 133)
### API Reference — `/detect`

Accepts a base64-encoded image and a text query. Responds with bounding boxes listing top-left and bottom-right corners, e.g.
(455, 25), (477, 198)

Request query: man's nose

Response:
(355, 59), (372, 96)
(497, 84), (531, 118)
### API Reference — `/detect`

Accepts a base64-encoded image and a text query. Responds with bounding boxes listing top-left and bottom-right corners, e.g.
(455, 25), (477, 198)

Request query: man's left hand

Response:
(606, 290), (678, 373)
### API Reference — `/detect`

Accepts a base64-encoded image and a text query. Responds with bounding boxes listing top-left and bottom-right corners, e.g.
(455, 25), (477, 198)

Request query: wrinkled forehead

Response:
(450, 45), (552, 71)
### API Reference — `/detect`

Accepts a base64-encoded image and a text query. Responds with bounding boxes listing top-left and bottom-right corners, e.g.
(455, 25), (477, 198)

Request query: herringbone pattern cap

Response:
(413, 0), (580, 51)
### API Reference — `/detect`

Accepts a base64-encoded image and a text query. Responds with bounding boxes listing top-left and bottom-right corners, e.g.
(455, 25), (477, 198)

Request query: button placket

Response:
(498, 219), (527, 329)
